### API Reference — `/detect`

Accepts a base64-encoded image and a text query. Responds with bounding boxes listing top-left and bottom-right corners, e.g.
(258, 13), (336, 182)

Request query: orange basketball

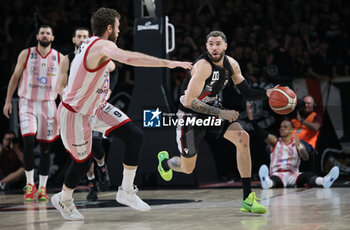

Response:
(269, 86), (297, 115)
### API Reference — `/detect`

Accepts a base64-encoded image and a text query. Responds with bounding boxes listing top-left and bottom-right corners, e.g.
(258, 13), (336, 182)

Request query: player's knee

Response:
(235, 130), (250, 147)
(182, 163), (195, 174)
(92, 138), (104, 160)
(40, 142), (51, 155)
(130, 125), (144, 146)
(182, 167), (194, 174)
(23, 135), (36, 149)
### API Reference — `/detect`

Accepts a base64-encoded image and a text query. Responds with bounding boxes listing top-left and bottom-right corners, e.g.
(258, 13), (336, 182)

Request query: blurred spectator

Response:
(291, 95), (322, 152)
(0, 131), (25, 190)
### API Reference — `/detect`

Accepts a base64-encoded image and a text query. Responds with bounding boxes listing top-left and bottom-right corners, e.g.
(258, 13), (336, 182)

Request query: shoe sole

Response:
(259, 165), (269, 189)
(116, 194), (151, 212)
(51, 194), (84, 221)
(240, 207), (266, 214)
(157, 151), (173, 181)
(323, 167), (340, 188)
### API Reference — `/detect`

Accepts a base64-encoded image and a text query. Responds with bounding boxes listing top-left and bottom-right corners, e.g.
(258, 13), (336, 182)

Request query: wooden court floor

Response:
(0, 188), (349, 230)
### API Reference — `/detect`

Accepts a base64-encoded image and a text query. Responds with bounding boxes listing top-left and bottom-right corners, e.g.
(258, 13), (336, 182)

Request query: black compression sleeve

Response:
(236, 80), (268, 100)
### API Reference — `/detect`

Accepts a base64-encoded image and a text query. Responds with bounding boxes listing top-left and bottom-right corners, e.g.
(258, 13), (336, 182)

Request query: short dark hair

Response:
(91, 8), (121, 37)
(73, 27), (90, 37)
(282, 119), (294, 129)
(206, 31), (227, 43)
(37, 25), (53, 35)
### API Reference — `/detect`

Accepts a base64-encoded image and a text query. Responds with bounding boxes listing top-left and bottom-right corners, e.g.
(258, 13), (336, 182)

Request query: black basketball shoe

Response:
(87, 179), (98, 202)
(97, 164), (110, 191)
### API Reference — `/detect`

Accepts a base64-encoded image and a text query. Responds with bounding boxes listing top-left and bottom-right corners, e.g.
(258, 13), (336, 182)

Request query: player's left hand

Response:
(168, 61), (193, 70)
(293, 134), (300, 147)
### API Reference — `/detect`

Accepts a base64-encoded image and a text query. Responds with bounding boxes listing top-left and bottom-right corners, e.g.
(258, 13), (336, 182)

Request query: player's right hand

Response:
(168, 61), (193, 70)
(219, 109), (239, 122)
(3, 102), (12, 119)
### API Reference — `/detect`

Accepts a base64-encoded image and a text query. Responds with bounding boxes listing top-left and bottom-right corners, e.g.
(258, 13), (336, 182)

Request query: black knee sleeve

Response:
(296, 172), (317, 187)
(39, 142), (51, 175)
(23, 135), (36, 171)
(109, 122), (144, 166)
(270, 175), (283, 188)
(92, 137), (105, 160)
(64, 157), (92, 189)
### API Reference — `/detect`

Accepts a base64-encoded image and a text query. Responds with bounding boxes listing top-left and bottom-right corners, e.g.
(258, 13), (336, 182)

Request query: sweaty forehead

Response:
(207, 37), (224, 43)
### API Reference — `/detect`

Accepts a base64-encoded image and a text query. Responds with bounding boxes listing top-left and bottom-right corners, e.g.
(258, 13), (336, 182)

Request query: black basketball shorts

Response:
(175, 109), (228, 158)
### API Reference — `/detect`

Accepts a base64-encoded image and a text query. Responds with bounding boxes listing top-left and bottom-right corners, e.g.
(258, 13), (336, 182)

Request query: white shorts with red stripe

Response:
(58, 102), (130, 162)
(19, 98), (59, 142)
(271, 171), (301, 187)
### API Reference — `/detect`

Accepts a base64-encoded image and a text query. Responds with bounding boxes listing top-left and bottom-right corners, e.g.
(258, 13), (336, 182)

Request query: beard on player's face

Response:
(38, 38), (51, 47)
(209, 50), (225, 63)
(108, 27), (117, 43)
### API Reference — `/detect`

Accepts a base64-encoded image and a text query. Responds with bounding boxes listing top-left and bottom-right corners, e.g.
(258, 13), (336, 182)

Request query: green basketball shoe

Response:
(240, 192), (267, 214)
(157, 151), (173, 181)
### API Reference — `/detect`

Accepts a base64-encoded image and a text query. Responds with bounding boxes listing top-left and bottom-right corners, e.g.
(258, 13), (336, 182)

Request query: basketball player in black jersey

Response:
(158, 31), (278, 214)
(58, 27), (113, 202)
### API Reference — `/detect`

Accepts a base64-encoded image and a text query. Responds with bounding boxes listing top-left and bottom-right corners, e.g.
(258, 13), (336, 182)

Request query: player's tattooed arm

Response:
(190, 99), (220, 116)
(182, 60), (220, 116)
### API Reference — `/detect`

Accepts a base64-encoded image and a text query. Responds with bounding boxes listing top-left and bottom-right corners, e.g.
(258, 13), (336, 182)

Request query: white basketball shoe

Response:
(323, 166), (340, 188)
(116, 186), (151, 212)
(259, 164), (270, 189)
(51, 192), (84, 221)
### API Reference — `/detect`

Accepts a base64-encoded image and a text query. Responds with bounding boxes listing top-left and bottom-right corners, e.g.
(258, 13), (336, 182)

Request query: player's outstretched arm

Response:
(3, 49), (28, 119)
(99, 40), (192, 70)
(228, 56), (277, 100)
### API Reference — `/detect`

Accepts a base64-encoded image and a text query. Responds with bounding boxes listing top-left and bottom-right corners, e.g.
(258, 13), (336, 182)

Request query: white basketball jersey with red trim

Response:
(18, 47), (60, 100)
(62, 36), (110, 115)
(269, 138), (301, 174)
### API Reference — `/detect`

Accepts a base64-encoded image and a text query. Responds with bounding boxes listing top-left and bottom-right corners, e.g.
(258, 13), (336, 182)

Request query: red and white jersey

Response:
(62, 36), (110, 115)
(18, 47), (60, 100)
(269, 138), (301, 174)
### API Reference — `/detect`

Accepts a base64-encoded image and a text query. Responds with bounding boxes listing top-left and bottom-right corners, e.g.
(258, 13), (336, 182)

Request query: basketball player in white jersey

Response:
(245, 103), (339, 189)
(3, 25), (64, 202)
(51, 8), (192, 221)
(58, 27), (113, 202)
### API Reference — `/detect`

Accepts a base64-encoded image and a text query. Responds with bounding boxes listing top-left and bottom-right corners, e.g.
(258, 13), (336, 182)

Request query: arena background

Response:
(1, 0), (350, 188)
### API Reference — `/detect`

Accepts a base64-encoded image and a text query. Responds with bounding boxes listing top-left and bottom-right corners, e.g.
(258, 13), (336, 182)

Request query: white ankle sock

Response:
(87, 175), (95, 181)
(25, 169), (34, 185)
(97, 162), (105, 167)
(316, 177), (324, 186)
(267, 178), (273, 188)
(121, 168), (136, 190)
(39, 175), (48, 188)
(61, 185), (74, 201)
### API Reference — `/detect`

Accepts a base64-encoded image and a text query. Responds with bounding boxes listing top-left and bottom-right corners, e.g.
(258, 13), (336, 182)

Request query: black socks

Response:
(242, 177), (252, 200)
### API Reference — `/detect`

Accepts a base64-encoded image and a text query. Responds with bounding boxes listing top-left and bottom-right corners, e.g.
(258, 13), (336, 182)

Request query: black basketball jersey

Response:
(178, 52), (234, 113)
